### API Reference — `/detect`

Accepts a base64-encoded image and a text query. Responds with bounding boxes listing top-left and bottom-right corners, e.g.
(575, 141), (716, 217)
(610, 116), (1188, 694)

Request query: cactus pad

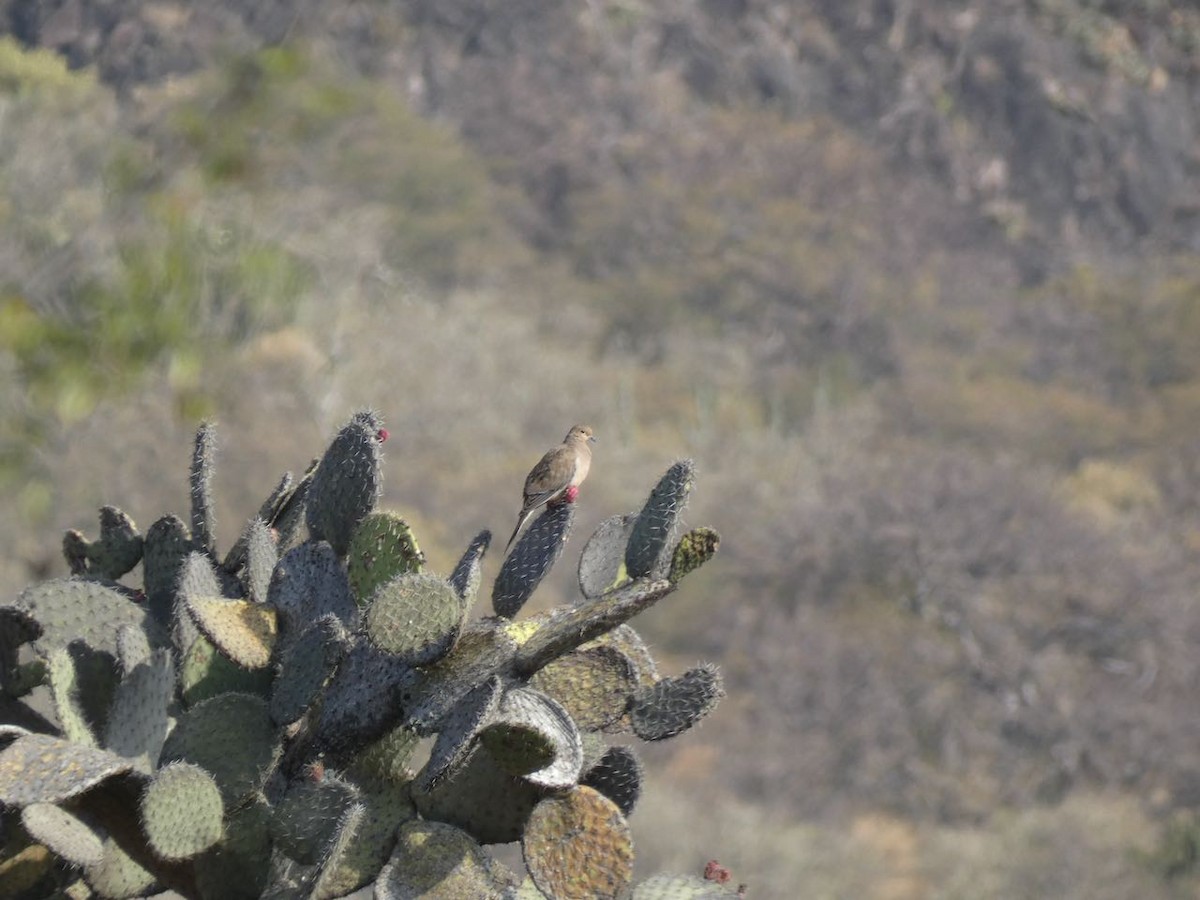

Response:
(582, 745), (643, 816)
(630, 664), (724, 742)
(400, 624), (519, 735)
(13, 579), (161, 660)
(47, 646), (98, 747)
(527, 646), (637, 732)
(191, 422), (219, 554)
(66, 506), (144, 580)
(414, 676), (502, 793)
(364, 573), (465, 665)
(669, 528), (720, 583)
(103, 649), (173, 771)
(116, 624), (152, 675)
(492, 502), (575, 619)
(21, 802), (105, 867)
(144, 514), (194, 620)
(185, 597), (278, 670)
(85, 835), (156, 899)
(347, 511), (426, 603)
(159, 693), (279, 807)
(269, 540), (359, 640)
(270, 615), (347, 727)
(449, 530), (491, 607)
(523, 786), (634, 900)
(626, 460), (695, 580)
(376, 820), (517, 899)
(0, 734), (133, 805)
(411, 743), (543, 845)
(141, 762), (225, 860)
(306, 411), (384, 556)
(180, 635), (273, 707)
(242, 518), (277, 604)
(307, 776), (415, 899)
(479, 687), (583, 789)
(271, 773), (361, 865)
(194, 796), (272, 900)
(313, 638), (419, 754)
(578, 513), (637, 599)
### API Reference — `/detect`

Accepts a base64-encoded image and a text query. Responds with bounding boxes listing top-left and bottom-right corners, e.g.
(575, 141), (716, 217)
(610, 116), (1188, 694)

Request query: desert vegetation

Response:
(2, 1), (1200, 896)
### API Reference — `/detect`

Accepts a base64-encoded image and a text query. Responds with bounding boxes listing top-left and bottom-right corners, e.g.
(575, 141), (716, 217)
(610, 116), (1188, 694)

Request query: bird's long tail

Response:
(504, 512), (529, 554)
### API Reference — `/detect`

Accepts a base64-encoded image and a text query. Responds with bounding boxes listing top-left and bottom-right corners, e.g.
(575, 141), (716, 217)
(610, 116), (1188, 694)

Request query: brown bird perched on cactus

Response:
(505, 424), (596, 553)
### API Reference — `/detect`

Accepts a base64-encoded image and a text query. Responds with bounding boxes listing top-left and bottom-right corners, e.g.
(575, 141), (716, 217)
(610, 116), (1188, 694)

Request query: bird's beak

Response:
(589, 435), (597, 443)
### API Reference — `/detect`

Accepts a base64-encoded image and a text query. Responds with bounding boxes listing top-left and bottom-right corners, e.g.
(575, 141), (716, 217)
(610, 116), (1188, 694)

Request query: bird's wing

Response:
(522, 445), (578, 510)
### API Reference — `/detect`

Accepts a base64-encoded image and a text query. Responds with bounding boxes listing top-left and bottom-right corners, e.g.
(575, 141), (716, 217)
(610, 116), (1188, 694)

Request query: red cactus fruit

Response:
(377, 428), (389, 443)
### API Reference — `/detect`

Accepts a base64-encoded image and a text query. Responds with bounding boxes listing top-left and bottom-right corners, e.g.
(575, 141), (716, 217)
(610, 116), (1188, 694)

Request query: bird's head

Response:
(566, 424), (596, 444)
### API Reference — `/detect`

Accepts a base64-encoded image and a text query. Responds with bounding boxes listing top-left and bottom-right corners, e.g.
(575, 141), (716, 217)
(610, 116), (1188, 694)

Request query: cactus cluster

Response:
(0, 412), (737, 899)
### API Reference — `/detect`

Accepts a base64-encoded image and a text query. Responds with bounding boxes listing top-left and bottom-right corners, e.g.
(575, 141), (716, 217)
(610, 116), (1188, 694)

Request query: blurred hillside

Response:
(2, 1), (1200, 896)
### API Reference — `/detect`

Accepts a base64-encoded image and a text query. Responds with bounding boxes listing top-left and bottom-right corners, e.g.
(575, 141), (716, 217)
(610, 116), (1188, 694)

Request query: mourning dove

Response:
(505, 425), (596, 553)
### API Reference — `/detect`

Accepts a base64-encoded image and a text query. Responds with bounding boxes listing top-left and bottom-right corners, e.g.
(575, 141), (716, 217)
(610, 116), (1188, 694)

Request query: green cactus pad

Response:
(85, 835), (157, 899)
(242, 518), (277, 604)
(582, 745), (643, 816)
(269, 540), (359, 639)
(47, 646), (98, 747)
(582, 624), (660, 686)
(74, 506), (145, 580)
(186, 597), (278, 669)
(668, 528), (720, 584)
(411, 744), (543, 845)
(347, 511), (426, 604)
(630, 664), (724, 742)
(350, 723), (421, 786)
(194, 796), (272, 900)
(376, 820), (518, 899)
(159, 693), (279, 807)
(523, 786), (633, 900)
(633, 874), (743, 899)
(312, 638), (418, 754)
(0, 733), (133, 805)
(626, 460), (695, 580)
(21, 802), (105, 867)
(306, 411), (385, 556)
(308, 776), (415, 899)
(364, 573), (465, 665)
(140, 762), (224, 861)
(180, 635), (273, 707)
(104, 649), (173, 771)
(492, 503), (575, 619)
(309, 802), (367, 898)
(13, 578), (161, 660)
(115, 623), (152, 675)
(271, 773), (361, 865)
(414, 676), (502, 793)
(190, 422), (219, 555)
(527, 646), (638, 732)
(449, 530), (491, 606)
(479, 687), (582, 789)
(174, 550), (221, 653)
(578, 513), (637, 599)
(270, 614), (347, 727)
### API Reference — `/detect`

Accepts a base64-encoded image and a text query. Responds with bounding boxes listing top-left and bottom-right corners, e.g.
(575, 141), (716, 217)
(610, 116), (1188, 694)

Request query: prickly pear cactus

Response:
(0, 412), (735, 899)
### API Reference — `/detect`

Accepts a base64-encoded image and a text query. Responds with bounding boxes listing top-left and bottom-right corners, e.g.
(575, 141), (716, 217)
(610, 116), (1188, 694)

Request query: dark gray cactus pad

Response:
(625, 459), (695, 580)
(630, 664), (724, 742)
(492, 502), (575, 619)
(306, 411), (385, 556)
